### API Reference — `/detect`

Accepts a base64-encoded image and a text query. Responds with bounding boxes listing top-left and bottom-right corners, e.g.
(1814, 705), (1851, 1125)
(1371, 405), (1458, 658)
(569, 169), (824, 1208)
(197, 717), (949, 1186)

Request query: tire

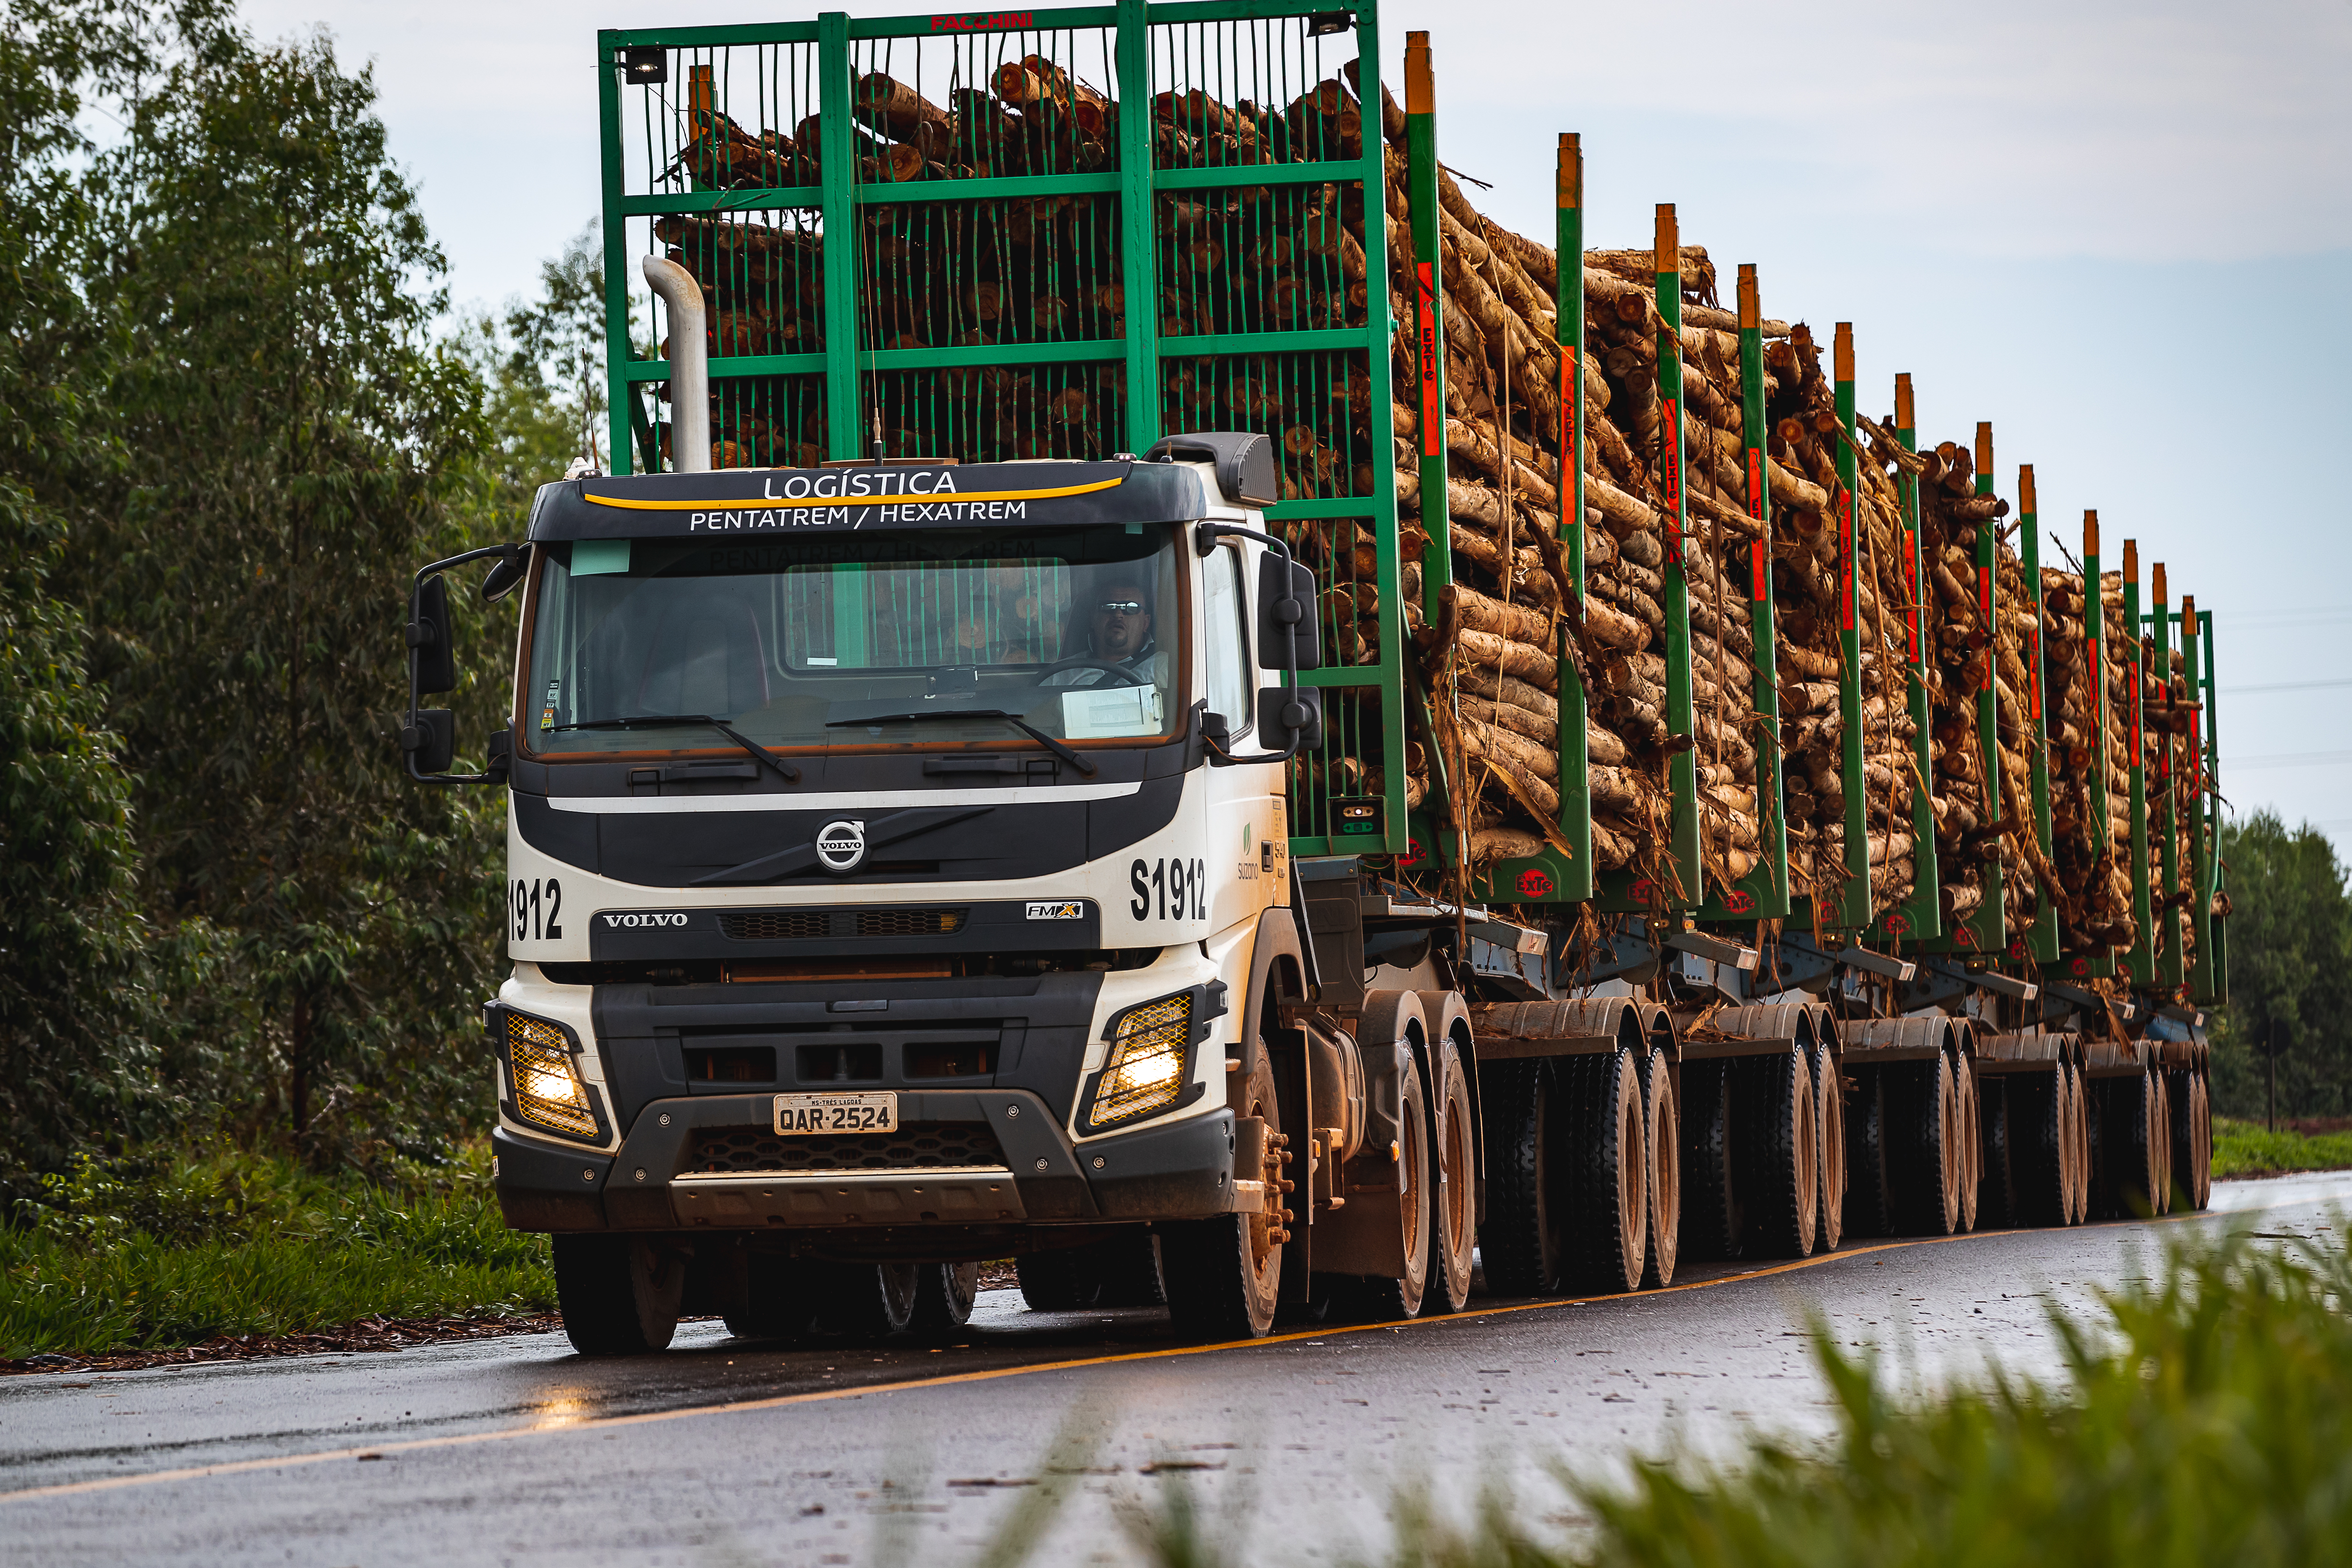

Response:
(2109, 1068), (2162, 1218)
(1811, 1039), (1845, 1255)
(556, 1234), (683, 1356)
(1426, 1034), (1478, 1313)
(1843, 1066), (1896, 1239)
(2011, 1066), (2069, 1227)
(1162, 1054), (1284, 1340)
(2178, 1068), (2212, 1212)
(1479, 1060), (1561, 1297)
(1955, 1056), (1981, 1232)
(1639, 1047), (1681, 1287)
(2151, 1069), (2174, 1215)
(720, 1248), (824, 1343)
(1015, 1248), (1103, 1312)
(1889, 1057), (1959, 1236)
(1557, 1050), (1647, 1294)
(1094, 1232), (1167, 1308)
(1342, 1050), (1432, 1321)
(824, 1263), (920, 1339)
(909, 1262), (981, 1338)
(1978, 1075), (2018, 1228)
(1736, 1047), (1817, 1259)
(1679, 1059), (1740, 1259)
(2065, 1063), (2090, 1226)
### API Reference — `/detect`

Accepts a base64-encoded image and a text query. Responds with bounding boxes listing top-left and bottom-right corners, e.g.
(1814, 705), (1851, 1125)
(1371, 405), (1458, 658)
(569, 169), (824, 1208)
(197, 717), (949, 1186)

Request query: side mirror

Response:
(402, 709), (456, 773)
(1256, 554), (1322, 670)
(481, 548), (528, 602)
(1259, 685), (1324, 753)
(485, 725), (512, 786)
(409, 575), (458, 695)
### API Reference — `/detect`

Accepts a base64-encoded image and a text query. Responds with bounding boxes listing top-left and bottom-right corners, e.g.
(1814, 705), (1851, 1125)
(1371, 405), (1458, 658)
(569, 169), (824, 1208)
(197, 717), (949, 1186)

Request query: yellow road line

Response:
(0, 1207), (2214, 1506)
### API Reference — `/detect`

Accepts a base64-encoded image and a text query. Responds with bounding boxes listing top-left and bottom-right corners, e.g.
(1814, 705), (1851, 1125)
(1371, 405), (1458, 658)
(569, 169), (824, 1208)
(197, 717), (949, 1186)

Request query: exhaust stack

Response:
(642, 255), (710, 472)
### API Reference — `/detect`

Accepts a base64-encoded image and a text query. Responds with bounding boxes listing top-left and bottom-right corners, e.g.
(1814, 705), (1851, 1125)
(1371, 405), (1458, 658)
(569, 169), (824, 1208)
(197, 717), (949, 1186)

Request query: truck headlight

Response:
(1080, 988), (1217, 1133)
(503, 1011), (604, 1142)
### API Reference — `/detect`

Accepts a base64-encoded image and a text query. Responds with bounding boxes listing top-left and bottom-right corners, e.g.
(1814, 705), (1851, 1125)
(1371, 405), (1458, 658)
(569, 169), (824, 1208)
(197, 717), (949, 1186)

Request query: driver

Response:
(1041, 577), (1161, 687)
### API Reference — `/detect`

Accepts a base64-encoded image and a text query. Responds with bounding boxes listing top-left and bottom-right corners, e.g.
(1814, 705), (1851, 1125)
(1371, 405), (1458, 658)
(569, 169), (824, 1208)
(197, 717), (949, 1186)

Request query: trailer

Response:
(400, 0), (2224, 1353)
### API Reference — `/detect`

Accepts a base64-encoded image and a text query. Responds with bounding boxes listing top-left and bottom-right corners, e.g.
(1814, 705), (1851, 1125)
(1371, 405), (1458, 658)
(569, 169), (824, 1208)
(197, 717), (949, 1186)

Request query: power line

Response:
(2225, 750), (2352, 770)
(2221, 679), (2352, 695)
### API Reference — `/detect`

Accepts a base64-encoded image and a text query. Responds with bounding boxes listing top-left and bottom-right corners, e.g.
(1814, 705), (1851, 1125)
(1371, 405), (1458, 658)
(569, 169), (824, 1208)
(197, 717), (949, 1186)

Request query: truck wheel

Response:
(1560, 1049), (1647, 1293)
(2150, 1069), (2174, 1215)
(1342, 1050), (1432, 1321)
(2084, 1073), (2113, 1221)
(721, 1250), (824, 1344)
(1640, 1047), (1680, 1287)
(2065, 1063), (2090, 1226)
(1955, 1055), (1981, 1233)
(555, 1234), (683, 1356)
(1680, 1059), (1740, 1259)
(2176, 1068), (2212, 1212)
(2012, 1067), (2069, 1227)
(1016, 1249), (1104, 1312)
(824, 1263), (920, 1339)
(1978, 1077), (2017, 1229)
(1162, 1055), (1284, 1340)
(1479, 1061), (1561, 1297)
(1843, 1067), (1896, 1238)
(1891, 1057), (1960, 1236)
(1427, 1035), (1478, 1313)
(909, 1262), (981, 1338)
(1095, 1232), (1168, 1307)
(1810, 1038), (1845, 1253)
(1736, 1046), (1817, 1259)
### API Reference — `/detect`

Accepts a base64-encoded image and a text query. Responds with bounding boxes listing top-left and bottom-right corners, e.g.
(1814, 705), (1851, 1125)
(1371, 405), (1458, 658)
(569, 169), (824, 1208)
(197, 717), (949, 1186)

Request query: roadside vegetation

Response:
(1087, 1227), (2352, 1568)
(2213, 1116), (2352, 1179)
(0, 1142), (551, 1358)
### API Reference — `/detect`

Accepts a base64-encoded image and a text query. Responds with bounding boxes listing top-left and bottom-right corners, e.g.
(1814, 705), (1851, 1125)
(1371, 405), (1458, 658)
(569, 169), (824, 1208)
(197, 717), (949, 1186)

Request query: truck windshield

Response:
(523, 523), (1183, 757)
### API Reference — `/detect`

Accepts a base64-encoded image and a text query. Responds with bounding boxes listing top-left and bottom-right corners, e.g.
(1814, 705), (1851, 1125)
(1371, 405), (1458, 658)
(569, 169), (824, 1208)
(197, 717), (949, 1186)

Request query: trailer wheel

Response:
(2067, 1063), (2092, 1226)
(2011, 1067), (2070, 1227)
(1016, 1249), (1104, 1312)
(1810, 1038), (1845, 1254)
(2108, 1068), (2163, 1218)
(1479, 1061), (1561, 1297)
(718, 1249), (826, 1344)
(1162, 1054), (1284, 1340)
(1955, 1057), (1982, 1233)
(1890, 1057), (1960, 1236)
(1737, 1046), (1818, 1259)
(1640, 1047), (1680, 1287)
(555, 1234), (684, 1356)
(2150, 1069), (2174, 1215)
(1680, 1060), (1740, 1259)
(1558, 1049), (1647, 1292)
(1343, 1049), (1433, 1321)
(824, 1263), (920, 1339)
(2173, 1067), (2212, 1212)
(1977, 1076), (2016, 1229)
(909, 1262), (981, 1339)
(1427, 1035), (1478, 1313)
(1843, 1067), (1896, 1238)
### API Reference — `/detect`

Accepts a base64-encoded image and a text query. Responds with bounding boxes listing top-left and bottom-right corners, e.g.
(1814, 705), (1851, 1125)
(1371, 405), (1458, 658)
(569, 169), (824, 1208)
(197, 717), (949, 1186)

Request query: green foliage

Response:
(2213, 1117), (2352, 1179)
(0, 1140), (552, 1354)
(2210, 812), (2352, 1120)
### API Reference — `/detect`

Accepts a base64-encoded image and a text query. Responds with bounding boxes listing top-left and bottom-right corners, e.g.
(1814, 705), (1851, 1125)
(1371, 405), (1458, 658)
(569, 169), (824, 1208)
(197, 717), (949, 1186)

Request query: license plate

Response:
(773, 1092), (898, 1135)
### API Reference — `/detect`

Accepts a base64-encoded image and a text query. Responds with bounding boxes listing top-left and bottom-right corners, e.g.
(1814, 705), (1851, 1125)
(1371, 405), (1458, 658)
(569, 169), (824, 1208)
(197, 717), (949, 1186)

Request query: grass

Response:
(0, 1141), (553, 1357)
(1089, 1224), (2352, 1568)
(2213, 1116), (2352, 1179)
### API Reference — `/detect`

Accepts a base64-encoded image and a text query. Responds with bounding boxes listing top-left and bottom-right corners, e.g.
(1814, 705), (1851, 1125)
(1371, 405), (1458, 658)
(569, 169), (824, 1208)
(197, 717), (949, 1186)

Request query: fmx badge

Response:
(1025, 901), (1084, 921)
(815, 819), (866, 874)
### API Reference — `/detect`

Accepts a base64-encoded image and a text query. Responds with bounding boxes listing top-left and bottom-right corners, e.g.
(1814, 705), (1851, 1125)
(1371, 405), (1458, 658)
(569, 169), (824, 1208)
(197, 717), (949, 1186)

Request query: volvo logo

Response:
(815, 819), (867, 874)
(601, 912), (689, 928)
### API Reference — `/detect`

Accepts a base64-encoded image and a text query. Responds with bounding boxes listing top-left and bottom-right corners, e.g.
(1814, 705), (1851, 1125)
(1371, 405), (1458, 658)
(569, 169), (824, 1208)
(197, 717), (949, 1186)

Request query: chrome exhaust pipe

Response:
(641, 255), (710, 472)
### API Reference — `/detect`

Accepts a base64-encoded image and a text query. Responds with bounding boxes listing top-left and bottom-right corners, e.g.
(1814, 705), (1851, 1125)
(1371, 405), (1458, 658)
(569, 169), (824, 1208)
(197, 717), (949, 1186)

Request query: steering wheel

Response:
(1034, 657), (1141, 685)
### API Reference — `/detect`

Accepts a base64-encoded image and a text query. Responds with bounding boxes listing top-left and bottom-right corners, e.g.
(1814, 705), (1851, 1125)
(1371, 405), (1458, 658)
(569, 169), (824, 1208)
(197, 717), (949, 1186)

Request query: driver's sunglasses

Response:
(1097, 599), (1146, 615)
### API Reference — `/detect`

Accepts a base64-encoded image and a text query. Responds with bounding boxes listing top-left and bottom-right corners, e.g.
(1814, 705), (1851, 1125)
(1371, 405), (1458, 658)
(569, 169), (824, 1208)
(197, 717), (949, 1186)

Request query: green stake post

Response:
(1733, 265), (1788, 918)
(2199, 606), (2226, 1004)
(817, 12), (860, 458)
(1406, 33), (1450, 629)
(2151, 562), (2183, 994)
(2183, 593), (2212, 1000)
(1889, 374), (1939, 941)
(2122, 539), (2155, 986)
(2019, 469), (2059, 961)
(1555, 134), (1593, 899)
(2079, 509), (2114, 974)
(1657, 205), (1700, 908)
(1833, 325), (1870, 931)
(1967, 421), (2006, 953)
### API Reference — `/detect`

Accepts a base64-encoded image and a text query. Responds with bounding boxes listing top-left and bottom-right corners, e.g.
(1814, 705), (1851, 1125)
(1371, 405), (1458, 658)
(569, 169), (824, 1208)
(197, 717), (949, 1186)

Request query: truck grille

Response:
(683, 1122), (1008, 1176)
(719, 907), (968, 942)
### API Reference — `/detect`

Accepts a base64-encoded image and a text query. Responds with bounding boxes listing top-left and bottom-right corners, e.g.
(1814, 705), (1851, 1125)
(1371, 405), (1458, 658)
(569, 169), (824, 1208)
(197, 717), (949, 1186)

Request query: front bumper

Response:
(494, 1093), (1236, 1234)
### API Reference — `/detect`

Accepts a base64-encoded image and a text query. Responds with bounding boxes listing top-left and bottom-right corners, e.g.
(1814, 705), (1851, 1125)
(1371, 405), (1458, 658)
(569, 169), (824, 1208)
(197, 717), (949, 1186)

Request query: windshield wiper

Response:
(544, 714), (800, 782)
(826, 708), (1097, 777)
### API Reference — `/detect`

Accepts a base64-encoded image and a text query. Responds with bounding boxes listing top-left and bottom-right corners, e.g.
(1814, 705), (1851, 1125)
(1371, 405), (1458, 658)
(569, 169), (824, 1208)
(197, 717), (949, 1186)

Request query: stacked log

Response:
(2037, 535), (2139, 954)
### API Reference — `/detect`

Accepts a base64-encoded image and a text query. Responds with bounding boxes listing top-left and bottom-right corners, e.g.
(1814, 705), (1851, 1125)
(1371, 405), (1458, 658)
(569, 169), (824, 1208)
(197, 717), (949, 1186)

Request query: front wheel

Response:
(1163, 1056), (1284, 1340)
(555, 1234), (684, 1356)
(910, 1262), (981, 1338)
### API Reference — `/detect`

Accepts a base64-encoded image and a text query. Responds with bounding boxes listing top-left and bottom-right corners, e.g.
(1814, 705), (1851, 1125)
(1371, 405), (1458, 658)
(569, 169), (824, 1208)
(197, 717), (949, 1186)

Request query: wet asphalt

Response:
(2, 1170), (2346, 1568)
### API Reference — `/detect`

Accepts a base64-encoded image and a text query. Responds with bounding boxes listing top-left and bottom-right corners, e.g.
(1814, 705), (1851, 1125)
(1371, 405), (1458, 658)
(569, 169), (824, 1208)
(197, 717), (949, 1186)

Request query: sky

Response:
(241, 0), (2352, 847)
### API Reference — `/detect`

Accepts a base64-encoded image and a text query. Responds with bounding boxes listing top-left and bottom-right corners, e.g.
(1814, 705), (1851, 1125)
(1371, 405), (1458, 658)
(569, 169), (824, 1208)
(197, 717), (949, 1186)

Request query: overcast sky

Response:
(243, 0), (2352, 846)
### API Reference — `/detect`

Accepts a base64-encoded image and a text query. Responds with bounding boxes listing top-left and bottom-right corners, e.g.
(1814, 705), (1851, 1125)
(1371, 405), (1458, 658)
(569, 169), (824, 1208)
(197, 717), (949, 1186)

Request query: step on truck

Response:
(401, 0), (2223, 1354)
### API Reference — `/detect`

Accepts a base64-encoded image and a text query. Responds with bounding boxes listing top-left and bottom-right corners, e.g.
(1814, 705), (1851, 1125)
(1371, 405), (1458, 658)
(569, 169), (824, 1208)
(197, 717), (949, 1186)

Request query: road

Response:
(4, 1171), (2346, 1568)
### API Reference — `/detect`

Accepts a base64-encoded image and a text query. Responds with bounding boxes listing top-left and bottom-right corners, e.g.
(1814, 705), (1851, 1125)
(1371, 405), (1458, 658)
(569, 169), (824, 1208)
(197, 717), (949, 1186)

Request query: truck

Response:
(401, 0), (2224, 1354)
